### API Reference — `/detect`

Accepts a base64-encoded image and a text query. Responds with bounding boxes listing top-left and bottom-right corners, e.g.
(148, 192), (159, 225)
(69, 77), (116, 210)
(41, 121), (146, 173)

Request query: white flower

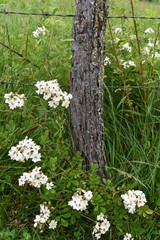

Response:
(35, 80), (72, 109)
(95, 233), (101, 239)
(62, 99), (70, 108)
(115, 28), (122, 34)
(97, 213), (105, 221)
(122, 43), (132, 53)
(34, 203), (54, 229)
(104, 56), (111, 66)
(46, 182), (54, 190)
(123, 233), (134, 240)
(145, 27), (154, 34)
(148, 38), (154, 47)
(93, 213), (110, 239)
(68, 188), (92, 211)
(152, 52), (160, 59)
(130, 35), (136, 40)
(8, 137), (41, 163)
(122, 61), (136, 69)
(33, 26), (48, 38)
(143, 47), (150, 55)
(18, 166), (52, 189)
(49, 220), (57, 230)
(84, 190), (93, 201)
(115, 37), (120, 43)
(121, 190), (147, 214)
(4, 92), (25, 109)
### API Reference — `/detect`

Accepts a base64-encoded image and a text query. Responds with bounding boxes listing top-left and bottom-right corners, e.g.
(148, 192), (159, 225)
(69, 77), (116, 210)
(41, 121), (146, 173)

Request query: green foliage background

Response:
(0, 0), (160, 239)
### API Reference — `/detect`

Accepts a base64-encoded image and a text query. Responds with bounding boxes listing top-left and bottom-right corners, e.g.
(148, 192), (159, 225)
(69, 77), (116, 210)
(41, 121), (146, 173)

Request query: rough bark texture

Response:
(70, 0), (109, 177)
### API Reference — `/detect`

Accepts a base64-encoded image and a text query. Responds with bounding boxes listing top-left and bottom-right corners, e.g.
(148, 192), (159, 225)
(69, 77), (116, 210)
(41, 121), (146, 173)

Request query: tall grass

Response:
(0, 0), (160, 238)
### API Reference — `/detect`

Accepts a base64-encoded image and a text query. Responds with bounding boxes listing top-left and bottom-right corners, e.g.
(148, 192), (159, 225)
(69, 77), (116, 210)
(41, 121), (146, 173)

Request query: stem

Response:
(108, 19), (134, 121)
(130, 0), (146, 99)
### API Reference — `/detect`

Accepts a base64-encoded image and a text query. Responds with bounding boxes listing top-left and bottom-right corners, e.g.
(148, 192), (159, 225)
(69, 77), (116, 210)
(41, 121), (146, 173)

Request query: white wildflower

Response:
(121, 190), (147, 214)
(92, 213), (110, 239)
(4, 92), (25, 109)
(130, 35), (136, 40)
(143, 46), (150, 55)
(123, 233), (134, 240)
(68, 188), (93, 211)
(115, 37), (120, 43)
(35, 80), (72, 109)
(152, 52), (160, 59)
(122, 42), (132, 53)
(18, 166), (52, 190)
(145, 27), (154, 34)
(104, 56), (111, 66)
(33, 26), (48, 38)
(83, 190), (93, 201)
(49, 220), (57, 230)
(46, 182), (54, 190)
(148, 38), (154, 47)
(115, 28), (122, 34)
(34, 203), (57, 230)
(8, 137), (41, 163)
(122, 61), (136, 69)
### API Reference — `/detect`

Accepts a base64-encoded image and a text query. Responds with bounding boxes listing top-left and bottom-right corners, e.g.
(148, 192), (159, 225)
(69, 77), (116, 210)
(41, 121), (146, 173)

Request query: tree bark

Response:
(70, 0), (109, 178)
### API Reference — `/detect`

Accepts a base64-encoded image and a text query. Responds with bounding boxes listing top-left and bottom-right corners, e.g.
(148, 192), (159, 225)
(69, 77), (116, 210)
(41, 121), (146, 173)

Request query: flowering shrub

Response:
(1, 1), (160, 239)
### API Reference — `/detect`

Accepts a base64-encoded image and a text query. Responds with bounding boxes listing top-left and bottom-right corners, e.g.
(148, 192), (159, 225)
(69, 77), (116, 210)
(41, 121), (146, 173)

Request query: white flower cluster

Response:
(18, 166), (53, 189)
(34, 203), (57, 230)
(143, 46), (150, 55)
(35, 80), (72, 108)
(148, 38), (154, 48)
(130, 35), (136, 40)
(152, 52), (160, 59)
(33, 26), (47, 38)
(68, 188), (93, 211)
(92, 213), (110, 239)
(8, 137), (41, 163)
(122, 60), (136, 69)
(145, 27), (154, 34)
(121, 190), (147, 214)
(122, 43), (132, 53)
(115, 27), (122, 34)
(4, 92), (25, 109)
(123, 233), (134, 240)
(115, 37), (120, 43)
(104, 56), (111, 66)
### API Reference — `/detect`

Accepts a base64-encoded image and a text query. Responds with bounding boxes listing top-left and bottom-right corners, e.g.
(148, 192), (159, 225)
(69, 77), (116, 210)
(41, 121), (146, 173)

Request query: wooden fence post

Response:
(70, 0), (109, 178)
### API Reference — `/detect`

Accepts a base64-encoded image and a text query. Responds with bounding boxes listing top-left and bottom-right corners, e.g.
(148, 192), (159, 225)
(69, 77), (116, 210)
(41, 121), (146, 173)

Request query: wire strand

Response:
(1, 81), (160, 90)
(0, 11), (160, 20)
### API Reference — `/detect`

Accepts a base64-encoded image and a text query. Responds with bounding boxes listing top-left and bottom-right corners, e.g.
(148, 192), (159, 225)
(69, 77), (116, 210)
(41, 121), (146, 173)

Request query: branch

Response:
(0, 41), (40, 69)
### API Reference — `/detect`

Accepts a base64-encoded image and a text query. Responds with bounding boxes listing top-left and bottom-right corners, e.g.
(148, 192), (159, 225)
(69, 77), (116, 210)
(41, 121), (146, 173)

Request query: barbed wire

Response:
(1, 81), (160, 90)
(0, 10), (160, 20)
(0, 81), (69, 88)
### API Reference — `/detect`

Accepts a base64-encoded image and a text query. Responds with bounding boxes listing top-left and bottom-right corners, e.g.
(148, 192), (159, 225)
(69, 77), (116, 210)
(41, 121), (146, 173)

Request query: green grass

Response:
(0, 0), (160, 239)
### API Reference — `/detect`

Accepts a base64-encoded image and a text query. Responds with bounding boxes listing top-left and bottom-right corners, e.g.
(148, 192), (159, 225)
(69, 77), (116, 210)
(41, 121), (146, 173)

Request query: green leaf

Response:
(71, 215), (76, 225)
(145, 209), (153, 215)
(61, 218), (68, 227)
(62, 213), (71, 218)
